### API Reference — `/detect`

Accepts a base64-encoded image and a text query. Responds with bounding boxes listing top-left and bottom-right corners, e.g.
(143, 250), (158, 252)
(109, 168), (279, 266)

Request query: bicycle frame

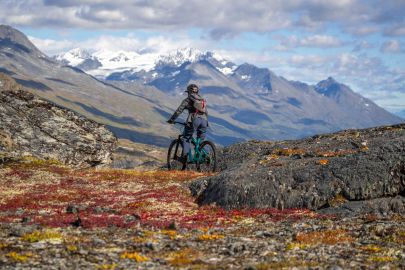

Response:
(174, 122), (209, 164)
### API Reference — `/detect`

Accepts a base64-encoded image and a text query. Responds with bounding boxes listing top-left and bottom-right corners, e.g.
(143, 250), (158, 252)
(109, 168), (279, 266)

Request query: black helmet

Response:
(186, 83), (199, 94)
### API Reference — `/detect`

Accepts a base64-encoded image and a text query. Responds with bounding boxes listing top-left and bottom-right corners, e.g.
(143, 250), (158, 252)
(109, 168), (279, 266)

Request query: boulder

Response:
(190, 124), (405, 216)
(0, 73), (117, 167)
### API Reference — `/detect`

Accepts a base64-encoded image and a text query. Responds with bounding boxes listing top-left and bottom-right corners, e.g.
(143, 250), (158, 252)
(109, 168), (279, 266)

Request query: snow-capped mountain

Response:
(54, 47), (236, 79)
(155, 48), (237, 74)
(54, 48), (92, 66)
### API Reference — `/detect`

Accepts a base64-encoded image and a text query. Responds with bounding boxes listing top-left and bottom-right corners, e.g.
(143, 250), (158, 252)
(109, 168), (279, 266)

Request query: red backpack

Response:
(189, 93), (207, 114)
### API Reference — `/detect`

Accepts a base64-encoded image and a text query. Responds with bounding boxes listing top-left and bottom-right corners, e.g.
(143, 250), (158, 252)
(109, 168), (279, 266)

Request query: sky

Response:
(0, 0), (404, 113)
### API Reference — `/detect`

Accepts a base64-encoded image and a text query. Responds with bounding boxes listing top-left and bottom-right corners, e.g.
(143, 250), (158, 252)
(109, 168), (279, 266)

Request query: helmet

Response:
(186, 84), (199, 94)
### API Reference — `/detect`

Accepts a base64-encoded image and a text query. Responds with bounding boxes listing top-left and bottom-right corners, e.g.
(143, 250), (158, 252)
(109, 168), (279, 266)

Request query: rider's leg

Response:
(182, 123), (194, 160)
(196, 118), (208, 141)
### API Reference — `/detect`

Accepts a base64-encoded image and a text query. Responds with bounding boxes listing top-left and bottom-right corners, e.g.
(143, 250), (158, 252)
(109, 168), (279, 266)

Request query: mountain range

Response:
(0, 24), (402, 146)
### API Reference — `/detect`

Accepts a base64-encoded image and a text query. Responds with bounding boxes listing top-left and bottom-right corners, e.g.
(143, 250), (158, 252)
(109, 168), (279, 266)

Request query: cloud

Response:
(0, 0), (404, 38)
(28, 32), (214, 57)
(352, 40), (373, 52)
(275, 35), (344, 51)
(380, 40), (402, 53)
(384, 24), (405, 36)
(28, 36), (76, 55)
(346, 26), (380, 36)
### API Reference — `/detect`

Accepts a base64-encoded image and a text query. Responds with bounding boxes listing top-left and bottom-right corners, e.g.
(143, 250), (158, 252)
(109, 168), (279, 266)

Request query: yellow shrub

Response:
(286, 243), (308, 250)
(7, 252), (32, 262)
(166, 248), (200, 266)
(161, 229), (177, 239)
(360, 245), (382, 253)
(318, 159), (329, 165)
(295, 229), (352, 245)
(22, 230), (62, 243)
(120, 252), (149, 262)
(66, 245), (78, 252)
(328, 194), (348, 207)
(369, 256), (396, 262)
(198, 234), (224, 241)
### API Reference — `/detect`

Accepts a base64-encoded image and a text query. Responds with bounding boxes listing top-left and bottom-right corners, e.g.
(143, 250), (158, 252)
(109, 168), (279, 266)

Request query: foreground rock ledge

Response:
(190, 124), (405, 216)
(0, 73), (117, 167)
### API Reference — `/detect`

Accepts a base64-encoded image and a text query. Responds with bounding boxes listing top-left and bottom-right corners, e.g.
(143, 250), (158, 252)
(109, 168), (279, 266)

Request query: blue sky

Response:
(0, 0), (404, 112)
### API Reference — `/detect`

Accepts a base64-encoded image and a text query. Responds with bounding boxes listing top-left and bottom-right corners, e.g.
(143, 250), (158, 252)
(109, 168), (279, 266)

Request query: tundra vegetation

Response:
(0, 157), (404, 269)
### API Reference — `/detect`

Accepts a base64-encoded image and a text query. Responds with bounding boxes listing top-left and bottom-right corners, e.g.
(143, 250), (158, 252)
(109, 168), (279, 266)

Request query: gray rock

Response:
(0, 74), (117, 167)
(190, 124), (405, 216)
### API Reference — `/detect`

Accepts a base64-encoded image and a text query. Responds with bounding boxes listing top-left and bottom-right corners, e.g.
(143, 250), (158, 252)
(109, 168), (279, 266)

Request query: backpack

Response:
(189, 93), (207, 114)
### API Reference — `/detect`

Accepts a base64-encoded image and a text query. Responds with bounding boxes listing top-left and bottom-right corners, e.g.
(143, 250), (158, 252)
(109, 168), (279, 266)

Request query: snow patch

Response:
(216, 67), (235, 75)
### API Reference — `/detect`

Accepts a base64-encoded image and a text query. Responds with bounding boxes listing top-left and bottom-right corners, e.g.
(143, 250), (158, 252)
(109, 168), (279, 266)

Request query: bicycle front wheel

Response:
(167, 139), (186, 171)
(197, 141), (217, 173)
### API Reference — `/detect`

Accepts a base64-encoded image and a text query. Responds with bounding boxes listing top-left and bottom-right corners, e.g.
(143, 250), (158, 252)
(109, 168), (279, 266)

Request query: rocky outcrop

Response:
(0, 74), (117, 167)
(190, 124), (405, 216)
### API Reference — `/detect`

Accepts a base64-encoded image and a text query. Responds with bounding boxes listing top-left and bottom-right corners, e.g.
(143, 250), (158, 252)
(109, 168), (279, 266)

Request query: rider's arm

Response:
(168, 98), (189, 122)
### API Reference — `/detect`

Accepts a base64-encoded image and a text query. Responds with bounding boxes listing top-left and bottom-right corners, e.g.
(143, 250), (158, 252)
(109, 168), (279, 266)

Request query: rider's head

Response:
(186, 84), (199, 95)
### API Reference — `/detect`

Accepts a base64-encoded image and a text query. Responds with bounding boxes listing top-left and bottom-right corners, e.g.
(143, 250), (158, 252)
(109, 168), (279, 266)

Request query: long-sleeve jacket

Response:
(169, 94), (208, 124)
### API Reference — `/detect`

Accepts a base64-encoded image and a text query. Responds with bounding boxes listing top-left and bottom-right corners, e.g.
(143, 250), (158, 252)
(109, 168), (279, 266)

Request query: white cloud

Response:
(300, 35), (343, 47)
(276, 35), (344, 50)
(380, 40), (402, 53)
(28, 36), (75, 55)
(346, 26), (380, 36)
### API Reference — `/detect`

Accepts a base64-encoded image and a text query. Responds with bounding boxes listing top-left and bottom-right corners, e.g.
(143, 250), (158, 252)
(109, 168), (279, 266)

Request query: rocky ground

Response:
(0, 160), (404, 269)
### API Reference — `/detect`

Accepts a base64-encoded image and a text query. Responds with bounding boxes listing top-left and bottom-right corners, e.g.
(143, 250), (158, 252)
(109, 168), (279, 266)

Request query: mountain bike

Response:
(167, 122), (217, 172)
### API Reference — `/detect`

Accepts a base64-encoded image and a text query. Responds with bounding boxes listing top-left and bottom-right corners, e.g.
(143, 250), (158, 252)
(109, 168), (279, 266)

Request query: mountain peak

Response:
(155, 48), (207, 67)
(0, 25), (41, 55)
(315, 77), (346, 98)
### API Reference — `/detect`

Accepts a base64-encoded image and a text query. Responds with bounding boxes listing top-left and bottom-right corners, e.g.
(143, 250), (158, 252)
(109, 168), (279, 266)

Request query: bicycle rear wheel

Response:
(167, 139), (186, 170)
(197, 141), (217, 172)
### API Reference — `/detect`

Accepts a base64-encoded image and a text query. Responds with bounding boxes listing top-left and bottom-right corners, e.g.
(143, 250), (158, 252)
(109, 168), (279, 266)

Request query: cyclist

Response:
(167, 83), (208, 167)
